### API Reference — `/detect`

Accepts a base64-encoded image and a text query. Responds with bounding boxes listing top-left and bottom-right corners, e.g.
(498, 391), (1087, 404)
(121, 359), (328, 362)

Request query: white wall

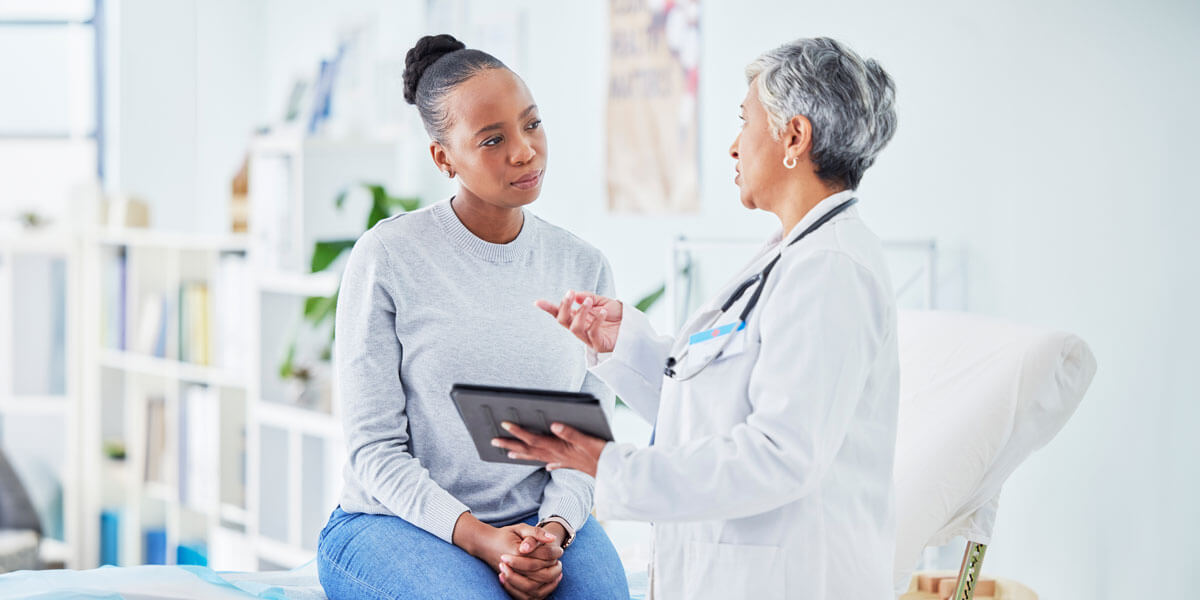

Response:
(117, 0), (1200, 596)
(108, 0), (264, 232)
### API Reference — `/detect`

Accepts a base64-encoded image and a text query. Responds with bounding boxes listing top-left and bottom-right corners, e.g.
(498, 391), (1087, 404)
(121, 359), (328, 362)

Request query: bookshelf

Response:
(74, 134), (398, 570)
(0, 230), (82, 569)
(79, 230), (254, 569)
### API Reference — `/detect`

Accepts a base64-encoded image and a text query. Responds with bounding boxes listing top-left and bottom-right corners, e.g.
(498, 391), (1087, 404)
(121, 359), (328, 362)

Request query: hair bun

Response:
(403, 34), (467, 105)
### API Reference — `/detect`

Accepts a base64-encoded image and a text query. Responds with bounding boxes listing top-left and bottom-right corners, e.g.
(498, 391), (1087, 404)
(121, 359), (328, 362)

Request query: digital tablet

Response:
(450, 383), (615, 466)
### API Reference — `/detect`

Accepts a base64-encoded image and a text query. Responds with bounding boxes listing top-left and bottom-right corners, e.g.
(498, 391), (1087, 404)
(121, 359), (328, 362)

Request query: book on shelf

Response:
(102, 250), (127, 351)
(99, 509), (121, 566)
(219, 412), (248, 509)
(213, 254), (250, 373)
(133, 294), (168, 358)
(143, 395), (166, 483)
(176, 541), (208, 566)
(179, 385), (219, 511)
(144, 527), (167, 565)
(248, 153), (296, 272)
(178, 282), (211, 366)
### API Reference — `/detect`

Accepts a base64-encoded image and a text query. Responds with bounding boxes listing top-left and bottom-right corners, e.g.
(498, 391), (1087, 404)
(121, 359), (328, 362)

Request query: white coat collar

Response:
(769, 189), (859, 249)
(671, 190), (859, 345)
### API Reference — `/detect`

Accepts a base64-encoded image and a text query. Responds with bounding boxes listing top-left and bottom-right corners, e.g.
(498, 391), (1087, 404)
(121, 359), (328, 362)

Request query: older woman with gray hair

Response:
(493, 37), (900, 598)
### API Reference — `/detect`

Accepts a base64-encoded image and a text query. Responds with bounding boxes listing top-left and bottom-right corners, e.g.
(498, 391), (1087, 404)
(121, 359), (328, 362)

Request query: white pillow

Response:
(892, 310), (1097, 592)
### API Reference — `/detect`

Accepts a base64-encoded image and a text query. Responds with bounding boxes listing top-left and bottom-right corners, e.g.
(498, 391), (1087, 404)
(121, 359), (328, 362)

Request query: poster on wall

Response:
(607, 0), (700, 214)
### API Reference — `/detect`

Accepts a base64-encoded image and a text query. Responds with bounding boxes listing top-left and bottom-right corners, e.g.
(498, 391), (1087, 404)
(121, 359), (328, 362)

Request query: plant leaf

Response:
(279, 342), (296, 379)
(303, 292), (338, 326)
(366, 184), (389, 230)
(390, 196), (422, 213)
(366, 203), (389, 230)
(634, 283), (666, 313)
(311, 239), (355, 273)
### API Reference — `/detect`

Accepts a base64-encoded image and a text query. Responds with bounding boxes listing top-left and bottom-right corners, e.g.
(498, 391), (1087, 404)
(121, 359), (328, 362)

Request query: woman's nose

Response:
(512, 137), (536, 165)
(729, 132), (740, 159)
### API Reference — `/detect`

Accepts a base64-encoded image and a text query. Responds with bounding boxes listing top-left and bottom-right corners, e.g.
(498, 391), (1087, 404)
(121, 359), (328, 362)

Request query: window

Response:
(0, 0), (103, 225)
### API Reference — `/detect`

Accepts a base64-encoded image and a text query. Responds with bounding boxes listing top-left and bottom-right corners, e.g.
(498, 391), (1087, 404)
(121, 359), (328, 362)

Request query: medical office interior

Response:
(0, 0), (1196, 598)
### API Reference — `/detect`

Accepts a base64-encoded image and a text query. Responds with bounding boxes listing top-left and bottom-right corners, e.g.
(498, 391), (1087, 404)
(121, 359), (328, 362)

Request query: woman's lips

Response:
(511, 170), (542, 190)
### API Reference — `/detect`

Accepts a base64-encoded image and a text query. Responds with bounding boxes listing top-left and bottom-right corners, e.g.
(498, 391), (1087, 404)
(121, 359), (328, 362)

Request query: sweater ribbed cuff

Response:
(538, 491), (591, 533)
(418, 489), (472, 544)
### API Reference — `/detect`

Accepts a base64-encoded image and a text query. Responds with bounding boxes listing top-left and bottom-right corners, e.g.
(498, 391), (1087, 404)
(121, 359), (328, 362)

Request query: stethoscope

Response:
(663, 197), (859, 381)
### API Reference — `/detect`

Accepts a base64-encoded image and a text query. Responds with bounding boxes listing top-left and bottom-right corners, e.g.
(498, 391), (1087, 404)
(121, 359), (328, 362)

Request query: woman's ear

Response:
(785, 115), (813, 165)
(430, 141), (454, 177)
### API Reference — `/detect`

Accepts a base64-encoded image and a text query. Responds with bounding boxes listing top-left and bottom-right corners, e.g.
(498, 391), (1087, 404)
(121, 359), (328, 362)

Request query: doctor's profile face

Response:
(729, 79), (785, 212)
(436, 68), (547, 210)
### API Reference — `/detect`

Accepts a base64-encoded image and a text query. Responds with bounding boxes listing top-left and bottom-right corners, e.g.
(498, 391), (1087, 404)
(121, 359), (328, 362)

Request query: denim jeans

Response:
(317, 507), (630, 600)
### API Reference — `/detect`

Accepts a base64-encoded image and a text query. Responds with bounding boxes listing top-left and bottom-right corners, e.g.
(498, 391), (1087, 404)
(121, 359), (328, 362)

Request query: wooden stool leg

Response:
(952, 541), (988, 600)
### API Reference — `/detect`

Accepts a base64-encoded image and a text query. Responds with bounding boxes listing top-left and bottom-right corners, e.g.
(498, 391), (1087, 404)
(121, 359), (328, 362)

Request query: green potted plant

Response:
(278, 184), (421, 393)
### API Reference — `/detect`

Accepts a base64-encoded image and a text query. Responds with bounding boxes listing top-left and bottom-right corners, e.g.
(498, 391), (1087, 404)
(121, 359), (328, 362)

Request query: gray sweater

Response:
(334, 198), (616, 543)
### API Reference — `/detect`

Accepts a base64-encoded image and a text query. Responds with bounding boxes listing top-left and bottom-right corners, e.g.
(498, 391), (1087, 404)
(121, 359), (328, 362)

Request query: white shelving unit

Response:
(239, 132), (395, 569)
(0, 229), (83, 569)
(79, 229), (254, 570)
(73, 133), (398, 571)
(247, 268), (344, 570)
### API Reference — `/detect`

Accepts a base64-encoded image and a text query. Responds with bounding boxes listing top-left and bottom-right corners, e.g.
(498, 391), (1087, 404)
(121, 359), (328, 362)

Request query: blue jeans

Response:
(317, 507), (630, 600)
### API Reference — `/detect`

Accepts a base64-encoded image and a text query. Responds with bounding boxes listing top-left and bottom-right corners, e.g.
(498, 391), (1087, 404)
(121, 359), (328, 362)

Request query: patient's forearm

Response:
(451, 511), (491, 556)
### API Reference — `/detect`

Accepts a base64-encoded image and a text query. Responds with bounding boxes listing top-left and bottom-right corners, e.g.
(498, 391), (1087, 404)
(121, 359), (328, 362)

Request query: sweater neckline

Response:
(432, 197), (536, 263)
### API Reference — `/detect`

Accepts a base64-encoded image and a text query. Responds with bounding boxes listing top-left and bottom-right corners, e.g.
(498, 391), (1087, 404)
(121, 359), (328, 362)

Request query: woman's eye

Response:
(527, 119), (542, 130)
(482, 136), (502, 147)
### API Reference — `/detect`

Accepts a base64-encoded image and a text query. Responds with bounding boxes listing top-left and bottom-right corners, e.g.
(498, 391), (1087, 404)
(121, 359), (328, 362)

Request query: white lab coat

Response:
(589, 191), (900, 599)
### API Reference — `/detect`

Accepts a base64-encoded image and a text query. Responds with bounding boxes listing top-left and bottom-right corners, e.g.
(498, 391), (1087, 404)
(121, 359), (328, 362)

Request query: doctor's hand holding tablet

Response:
(491, 291), (623, 476)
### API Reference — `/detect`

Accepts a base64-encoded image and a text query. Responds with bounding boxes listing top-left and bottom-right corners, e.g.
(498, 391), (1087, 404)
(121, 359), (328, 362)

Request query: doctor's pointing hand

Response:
(495, 37), (902, 599)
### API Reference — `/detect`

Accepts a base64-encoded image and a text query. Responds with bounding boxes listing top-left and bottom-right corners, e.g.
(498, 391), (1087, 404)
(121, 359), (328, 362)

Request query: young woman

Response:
(316, 34), (629, 600)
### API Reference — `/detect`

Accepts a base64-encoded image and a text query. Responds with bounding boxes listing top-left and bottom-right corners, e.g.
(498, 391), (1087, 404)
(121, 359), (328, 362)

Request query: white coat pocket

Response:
(681, 541), (785, 600)
(713, 330), (746, 362)
(683, 331), (748, 373)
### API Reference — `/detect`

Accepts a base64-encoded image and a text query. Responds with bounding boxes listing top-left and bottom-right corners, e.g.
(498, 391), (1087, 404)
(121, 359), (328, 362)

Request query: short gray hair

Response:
(746, 37), (897, 190)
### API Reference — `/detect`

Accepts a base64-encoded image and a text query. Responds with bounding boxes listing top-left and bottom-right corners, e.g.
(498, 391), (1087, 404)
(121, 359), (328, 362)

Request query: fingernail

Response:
(598, 308), (607, 316)
(547, 463), (560, 470)
(564, 290), (572, 300)
(491, 439), (502, 447)
(508, 452), (518, 459)
(520, 543), (530, 553)
(500, 422), (512, 431)
(551, 423), (564, 433)
(501, 554), (512, 564)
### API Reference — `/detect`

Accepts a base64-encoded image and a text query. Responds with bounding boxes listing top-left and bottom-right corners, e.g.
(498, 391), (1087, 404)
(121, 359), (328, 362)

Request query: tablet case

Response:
(450, 383), (615, 466)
